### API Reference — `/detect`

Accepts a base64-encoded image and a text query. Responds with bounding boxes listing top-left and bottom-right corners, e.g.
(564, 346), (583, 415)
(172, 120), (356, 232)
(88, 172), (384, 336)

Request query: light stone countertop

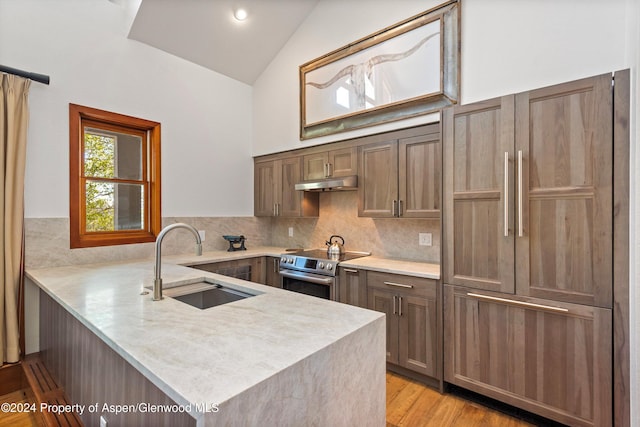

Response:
(164, 247), (440, 280)
(161, 245), (297, 266)
(25, 247), (385, 424)
(338, 256), (440, 279)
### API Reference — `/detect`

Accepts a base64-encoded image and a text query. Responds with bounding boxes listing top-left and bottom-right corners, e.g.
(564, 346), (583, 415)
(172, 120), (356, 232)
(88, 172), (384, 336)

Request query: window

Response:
(69, 104), (161, 248)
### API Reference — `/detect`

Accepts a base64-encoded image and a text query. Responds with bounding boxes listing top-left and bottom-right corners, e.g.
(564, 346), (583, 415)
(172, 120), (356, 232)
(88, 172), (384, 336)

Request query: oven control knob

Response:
(281, 257), (286, 263)
(326, 263), (333, 270)
(318, 262), (324, 269)
(287, 257), (294, 264)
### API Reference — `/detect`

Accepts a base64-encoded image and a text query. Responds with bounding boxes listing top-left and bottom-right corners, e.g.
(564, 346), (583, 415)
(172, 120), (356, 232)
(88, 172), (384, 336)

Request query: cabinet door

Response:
(398, 292), (437, 377)
(338, 268), (367, 308)
(358, 141), (398, 217)
(265, 256), (281, 287)
(368, 287), (399, 364)
(444, 285), (612, 427)
(399, 133), (441, 218)
(254, 161), (277, 217)
(278, 157), (303, 217)
(442, 96), (515, 293)
(328, 147), (357, 177)
(515, 74), (613, 308)
(303, 152), (328, 180)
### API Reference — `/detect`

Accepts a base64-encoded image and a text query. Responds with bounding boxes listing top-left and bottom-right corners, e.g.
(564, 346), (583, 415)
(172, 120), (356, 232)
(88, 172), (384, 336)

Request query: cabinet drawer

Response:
(367, 271), (436, 299)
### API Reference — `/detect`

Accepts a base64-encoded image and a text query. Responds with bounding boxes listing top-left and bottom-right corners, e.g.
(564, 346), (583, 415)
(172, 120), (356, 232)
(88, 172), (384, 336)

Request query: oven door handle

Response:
(279, 270), (334, 285)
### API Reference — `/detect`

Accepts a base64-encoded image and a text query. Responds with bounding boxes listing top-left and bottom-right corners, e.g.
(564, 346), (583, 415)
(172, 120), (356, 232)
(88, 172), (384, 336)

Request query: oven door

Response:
(279, 269), (336, 300)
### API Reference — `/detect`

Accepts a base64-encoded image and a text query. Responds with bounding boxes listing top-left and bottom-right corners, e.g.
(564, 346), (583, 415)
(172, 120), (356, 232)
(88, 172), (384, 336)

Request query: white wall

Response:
(253, 0), (628, 155)
(252, 0), (440, 156)
(0, 0), (255, 218)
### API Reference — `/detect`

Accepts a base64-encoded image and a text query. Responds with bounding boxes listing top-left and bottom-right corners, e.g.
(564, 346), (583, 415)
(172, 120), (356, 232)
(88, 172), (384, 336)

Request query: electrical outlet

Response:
(100, 416), (108, 427)
(419, 233), (432, 246)
(198, 230), (206, 241)
(288, 227), (294, 237)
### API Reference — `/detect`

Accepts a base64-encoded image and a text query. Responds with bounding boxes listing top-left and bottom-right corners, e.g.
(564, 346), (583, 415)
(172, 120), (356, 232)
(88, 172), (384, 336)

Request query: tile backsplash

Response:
(24, 217), (273, 269)
(270, 191), (440, 262)
(25, 192), (440, 269)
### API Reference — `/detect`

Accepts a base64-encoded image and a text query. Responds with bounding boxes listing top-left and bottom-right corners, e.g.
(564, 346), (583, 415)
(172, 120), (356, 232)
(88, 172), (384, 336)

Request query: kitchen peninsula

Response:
(25, 248), (386, 426)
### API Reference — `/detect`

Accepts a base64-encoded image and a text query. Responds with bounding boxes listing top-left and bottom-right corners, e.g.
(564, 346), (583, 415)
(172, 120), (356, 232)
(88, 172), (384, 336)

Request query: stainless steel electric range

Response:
(278, 249), (370, 300)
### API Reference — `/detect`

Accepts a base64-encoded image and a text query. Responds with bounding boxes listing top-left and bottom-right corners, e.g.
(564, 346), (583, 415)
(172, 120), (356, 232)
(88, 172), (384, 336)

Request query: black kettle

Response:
(326, 235), (345, 256)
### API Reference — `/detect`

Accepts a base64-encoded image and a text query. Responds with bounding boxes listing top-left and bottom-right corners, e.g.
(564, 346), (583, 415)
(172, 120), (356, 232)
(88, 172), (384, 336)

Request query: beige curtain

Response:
(0, 74), (30, 364)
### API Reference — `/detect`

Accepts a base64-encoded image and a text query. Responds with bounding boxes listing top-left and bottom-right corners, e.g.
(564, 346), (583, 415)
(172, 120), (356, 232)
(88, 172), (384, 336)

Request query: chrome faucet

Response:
(154, 223), (203, 301)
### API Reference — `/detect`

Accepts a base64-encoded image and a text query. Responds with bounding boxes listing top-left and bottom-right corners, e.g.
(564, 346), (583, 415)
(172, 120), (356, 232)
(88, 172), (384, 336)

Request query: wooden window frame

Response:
(69, 104), (161, 248)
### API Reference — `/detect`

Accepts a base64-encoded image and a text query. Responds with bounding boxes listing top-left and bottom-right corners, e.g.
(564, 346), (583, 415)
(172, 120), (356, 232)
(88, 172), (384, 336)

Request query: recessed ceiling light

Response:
(234, 8), (248, 21)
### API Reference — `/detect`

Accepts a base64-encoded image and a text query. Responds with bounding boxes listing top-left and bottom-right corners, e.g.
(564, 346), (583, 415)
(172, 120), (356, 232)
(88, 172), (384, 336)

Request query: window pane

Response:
(84, 127), (143, 180)
(84, 131), (115, 179)
(85, 181), (145, 232)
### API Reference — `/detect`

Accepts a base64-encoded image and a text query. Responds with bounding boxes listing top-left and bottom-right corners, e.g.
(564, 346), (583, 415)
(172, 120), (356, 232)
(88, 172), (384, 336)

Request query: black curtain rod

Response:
(0, 64), (49, 85)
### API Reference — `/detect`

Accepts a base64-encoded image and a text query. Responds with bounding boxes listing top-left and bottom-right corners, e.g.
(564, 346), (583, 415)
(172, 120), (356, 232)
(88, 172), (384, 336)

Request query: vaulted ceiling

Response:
(128, 0), (319, 85)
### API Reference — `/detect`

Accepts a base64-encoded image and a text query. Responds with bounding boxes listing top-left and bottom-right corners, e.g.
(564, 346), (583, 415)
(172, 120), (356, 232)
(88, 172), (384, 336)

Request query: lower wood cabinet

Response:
(264, 256), (281, 287)
(190, 257), (264, 284)
(338, 267), (367, 308)
(367, 271), (438, 379)
(444, 285), (612, 427)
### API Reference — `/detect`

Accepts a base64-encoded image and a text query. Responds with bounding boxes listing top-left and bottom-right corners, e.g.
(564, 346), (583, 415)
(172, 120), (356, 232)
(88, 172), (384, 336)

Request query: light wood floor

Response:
(1, 373), (535, 427)
(0, 389), (42, 427)
(386, 372), (535, 427)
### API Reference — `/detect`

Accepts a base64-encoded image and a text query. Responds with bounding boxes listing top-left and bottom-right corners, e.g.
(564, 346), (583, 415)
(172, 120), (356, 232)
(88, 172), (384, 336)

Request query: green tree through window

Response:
(84, 133), (116, 231)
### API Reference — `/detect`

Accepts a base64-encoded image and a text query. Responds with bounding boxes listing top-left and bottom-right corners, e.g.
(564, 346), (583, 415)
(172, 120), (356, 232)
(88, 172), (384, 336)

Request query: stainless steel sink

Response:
(162, 278), (256, 309)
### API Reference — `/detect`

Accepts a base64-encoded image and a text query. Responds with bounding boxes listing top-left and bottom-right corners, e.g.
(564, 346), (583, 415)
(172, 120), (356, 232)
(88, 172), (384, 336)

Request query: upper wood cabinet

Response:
(358, 130), (441, 218)
(254, 157), (319, 217)
(358, 140), (397, 217)
(303, 147), (357, 180)
(254, 160), (277, 217)
(399, 133), (441, 218)
(443, 73), (613, 308)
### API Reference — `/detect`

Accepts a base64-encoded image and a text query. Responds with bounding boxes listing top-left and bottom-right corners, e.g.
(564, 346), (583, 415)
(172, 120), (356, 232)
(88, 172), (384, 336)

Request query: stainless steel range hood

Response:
(294, 175), (358, 191)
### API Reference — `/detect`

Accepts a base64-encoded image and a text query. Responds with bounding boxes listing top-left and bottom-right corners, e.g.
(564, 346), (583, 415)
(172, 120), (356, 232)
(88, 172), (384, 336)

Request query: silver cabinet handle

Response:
(392, 295), (397, 315)
(392, 200), (398, 217)
(518, 150), (523, 237)
(398, 296), (403, 317)
(279, 270), (334, 285)
(273, 203), (277, 216)
(277, 203), (280, 216)
(504, 152), (509, 237)
(384, 281), (413, 289)
(398, 200), (403, 217)
(273, 258), (278, 273)
(326, 162), (332, 177)
(342, 268), (358, 273)
(467, 292), (569, 313)
(323, 163), (328, 178)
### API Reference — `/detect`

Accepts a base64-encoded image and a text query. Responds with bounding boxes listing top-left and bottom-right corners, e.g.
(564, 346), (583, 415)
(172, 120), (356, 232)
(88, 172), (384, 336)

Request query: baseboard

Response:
(386, 363), (440, 390)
